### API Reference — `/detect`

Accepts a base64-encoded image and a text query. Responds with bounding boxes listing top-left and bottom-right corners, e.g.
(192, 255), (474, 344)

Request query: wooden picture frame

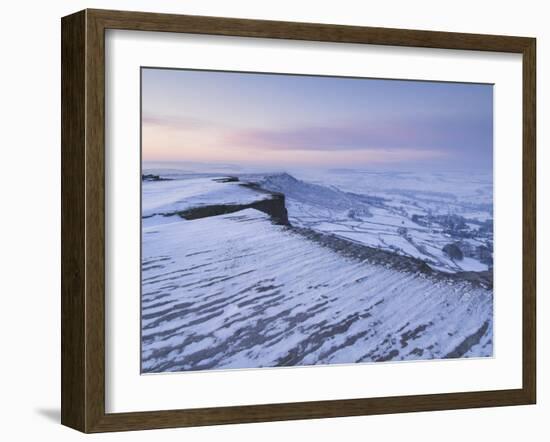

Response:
(61, 8), (536, 433)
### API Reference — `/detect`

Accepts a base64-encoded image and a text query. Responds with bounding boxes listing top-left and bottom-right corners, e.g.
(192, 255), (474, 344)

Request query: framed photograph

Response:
(61, 9), (536, 433)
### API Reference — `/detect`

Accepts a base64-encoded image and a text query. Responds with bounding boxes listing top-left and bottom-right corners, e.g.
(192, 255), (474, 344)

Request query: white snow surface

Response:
(142, 177), (271, 218)
(141, 208), (493, 373)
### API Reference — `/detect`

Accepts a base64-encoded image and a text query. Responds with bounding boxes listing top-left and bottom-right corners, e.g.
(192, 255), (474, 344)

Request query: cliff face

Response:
(247, 193), (290, 225)
(178, 186), (290, 226)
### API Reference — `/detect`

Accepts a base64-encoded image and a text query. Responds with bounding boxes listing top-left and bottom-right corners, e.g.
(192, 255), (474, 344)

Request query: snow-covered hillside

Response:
(246, 171), (493, 274)
(141, 172), (493, 373)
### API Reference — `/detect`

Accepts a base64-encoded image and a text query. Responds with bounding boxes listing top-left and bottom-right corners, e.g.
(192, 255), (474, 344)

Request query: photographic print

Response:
(140, 68), (494, 374)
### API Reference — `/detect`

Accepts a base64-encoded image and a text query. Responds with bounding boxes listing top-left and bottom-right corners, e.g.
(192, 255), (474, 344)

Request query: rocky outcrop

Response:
(142, 173), (171, 181)
(294, 226), (493, 289)
(212, 176), (239, 183)
(178, 189), (290, 226)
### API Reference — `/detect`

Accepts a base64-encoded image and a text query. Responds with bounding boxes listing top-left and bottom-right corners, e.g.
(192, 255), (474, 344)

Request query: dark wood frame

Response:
(61, 8), (536, 433)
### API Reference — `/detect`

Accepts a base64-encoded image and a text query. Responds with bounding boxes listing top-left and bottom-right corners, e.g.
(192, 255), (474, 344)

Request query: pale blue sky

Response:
(142, 68), (493, 170)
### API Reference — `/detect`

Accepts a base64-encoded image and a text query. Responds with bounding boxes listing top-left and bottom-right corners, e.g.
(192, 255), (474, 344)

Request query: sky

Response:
(141, 68), (493, 171)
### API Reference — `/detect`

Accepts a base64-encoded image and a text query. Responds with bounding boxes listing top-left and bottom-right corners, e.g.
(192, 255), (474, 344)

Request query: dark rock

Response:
(179, 194), (290, 226)
(212, 176), (239, 183)
(142, 174), (171, 182)
(375, 349), (399, 362)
